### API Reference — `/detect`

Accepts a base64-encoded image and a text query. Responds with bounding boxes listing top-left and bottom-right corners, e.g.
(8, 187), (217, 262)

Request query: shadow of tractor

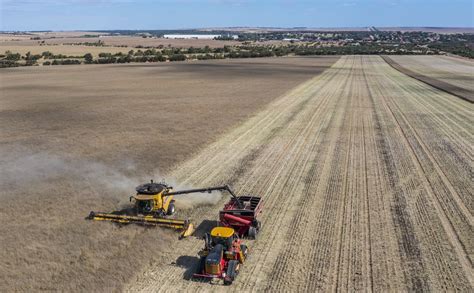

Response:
(175, 255), (201, 280)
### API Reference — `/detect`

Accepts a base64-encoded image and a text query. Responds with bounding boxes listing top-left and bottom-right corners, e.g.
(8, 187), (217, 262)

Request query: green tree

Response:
(6, 52), (21, 61)
(84, 53), (93, 63)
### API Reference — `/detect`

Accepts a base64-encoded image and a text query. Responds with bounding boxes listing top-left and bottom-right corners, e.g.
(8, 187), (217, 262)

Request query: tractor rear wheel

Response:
(248, 226), (258, 239)
(224, 260), (239, 285)
(240, 244), (248, 258)
(197, 256), (206, 274)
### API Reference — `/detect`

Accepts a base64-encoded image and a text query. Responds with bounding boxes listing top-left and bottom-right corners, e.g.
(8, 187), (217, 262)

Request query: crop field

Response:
(0, 55), (472, 292)
(384, 55), (474, 102)
(0, 56), (337, 291)
(128, 55), (473, 292)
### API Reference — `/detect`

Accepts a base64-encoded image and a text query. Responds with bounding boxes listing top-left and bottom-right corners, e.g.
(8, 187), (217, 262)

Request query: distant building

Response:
(163, 34), (222, 39)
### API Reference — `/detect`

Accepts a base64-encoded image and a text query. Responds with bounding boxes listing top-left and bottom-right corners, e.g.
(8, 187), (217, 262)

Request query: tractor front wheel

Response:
(224, 260), (239, 285)
(248, 226), (258, 239)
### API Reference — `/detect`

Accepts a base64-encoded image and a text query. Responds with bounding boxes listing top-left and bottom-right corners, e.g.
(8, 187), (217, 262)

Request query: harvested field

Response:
(384, 55), (474, 102)
(0, 56), (338, 291)
(128, 55), (473, 292)
(1, 55), (472, 292)
(0, 44), (136, 57)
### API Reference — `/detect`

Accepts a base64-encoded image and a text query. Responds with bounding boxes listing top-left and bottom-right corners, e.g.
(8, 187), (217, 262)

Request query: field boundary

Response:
(380, 55), (473, 103)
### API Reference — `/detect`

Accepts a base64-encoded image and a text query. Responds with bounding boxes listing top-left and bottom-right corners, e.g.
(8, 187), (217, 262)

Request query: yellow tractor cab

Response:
(194, 227), (249, 285)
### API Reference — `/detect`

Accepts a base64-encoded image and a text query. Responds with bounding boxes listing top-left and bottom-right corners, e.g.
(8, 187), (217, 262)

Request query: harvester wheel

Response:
(167, 202), (175, 215)
(224, 260), (238, 285)
(248, 226), (258, 239)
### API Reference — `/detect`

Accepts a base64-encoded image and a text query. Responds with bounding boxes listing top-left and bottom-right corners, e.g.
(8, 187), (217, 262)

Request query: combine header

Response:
(86, 180), (245, 238)
(86, 212), (195, 238)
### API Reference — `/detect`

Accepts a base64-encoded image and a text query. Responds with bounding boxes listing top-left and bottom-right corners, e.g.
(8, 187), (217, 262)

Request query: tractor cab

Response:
(195, 226), (248, 285)
(209, 226), (238, 249)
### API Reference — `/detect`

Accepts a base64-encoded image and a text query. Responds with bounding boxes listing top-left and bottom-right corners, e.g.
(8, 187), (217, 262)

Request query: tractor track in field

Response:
(368, 56), (473, 289)
(127, 56), (473, 292)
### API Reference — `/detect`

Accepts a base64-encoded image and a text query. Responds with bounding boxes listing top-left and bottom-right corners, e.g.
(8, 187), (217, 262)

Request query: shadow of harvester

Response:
(193, 219), (219, 238)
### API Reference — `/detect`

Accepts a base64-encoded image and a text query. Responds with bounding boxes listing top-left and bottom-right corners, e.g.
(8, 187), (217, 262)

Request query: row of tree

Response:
(1, 41), (466, 68)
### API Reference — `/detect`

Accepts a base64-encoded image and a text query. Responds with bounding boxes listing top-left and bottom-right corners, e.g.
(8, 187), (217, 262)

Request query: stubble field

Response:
(0, 56), (338, 291)
(1, 55), (472, 292)
(384, 55), (474, 102)
(127, 55), (473, 292)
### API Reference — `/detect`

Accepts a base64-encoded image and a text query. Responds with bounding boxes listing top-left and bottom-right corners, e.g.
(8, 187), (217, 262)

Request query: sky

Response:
(1, 0), (473, 31)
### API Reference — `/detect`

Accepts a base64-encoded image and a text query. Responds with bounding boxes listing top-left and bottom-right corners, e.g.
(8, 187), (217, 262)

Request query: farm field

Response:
(0, 56), (338, 291)
(0, 55), (472, 292)
(0, 35), (242, 48)
(385, 55), (474, 102)
(128, 55), (473, 292)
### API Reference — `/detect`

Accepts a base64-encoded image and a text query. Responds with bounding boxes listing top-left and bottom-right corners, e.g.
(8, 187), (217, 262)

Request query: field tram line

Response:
(262, 57), (353, 292)
(393, 87), (474, 214)
(361, 57), (430, 291)
(344, 60), (374, 291)
(291, 57), (354, 292)
(334, 56), (370, 292)
(367, 56), (472, 289)
(379, 71), (474, 211)
(371, 57), (462, 291)
(377, 57), (474, 259)
(360, 59), (408, 290)
(303, 57), (358, 292)
(310, 57), (369, 293)
(237, 61), (350, 291)
(382, 66), (473, 160)
(380, 88), (473, 283)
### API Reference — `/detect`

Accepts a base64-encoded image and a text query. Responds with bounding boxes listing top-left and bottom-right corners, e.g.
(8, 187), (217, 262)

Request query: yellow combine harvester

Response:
(87, 180), (237, 238)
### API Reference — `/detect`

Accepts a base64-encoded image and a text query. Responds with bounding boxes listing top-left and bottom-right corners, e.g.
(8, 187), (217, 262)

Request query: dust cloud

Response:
(0, 151), (138, 194)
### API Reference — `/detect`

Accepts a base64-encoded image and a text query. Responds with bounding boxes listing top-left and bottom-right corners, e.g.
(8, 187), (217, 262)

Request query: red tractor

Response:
(193, 226), (248, 285)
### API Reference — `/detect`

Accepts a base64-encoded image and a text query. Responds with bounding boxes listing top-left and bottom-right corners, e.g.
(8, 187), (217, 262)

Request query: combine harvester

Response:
(87, 180), (262, 239)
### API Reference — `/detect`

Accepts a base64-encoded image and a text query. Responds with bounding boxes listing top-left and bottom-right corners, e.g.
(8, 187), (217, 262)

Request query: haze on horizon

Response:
(1, 0), (473, 31)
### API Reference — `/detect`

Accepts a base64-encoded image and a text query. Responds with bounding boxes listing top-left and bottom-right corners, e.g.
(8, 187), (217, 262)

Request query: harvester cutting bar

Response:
(86, 211), (194, 238)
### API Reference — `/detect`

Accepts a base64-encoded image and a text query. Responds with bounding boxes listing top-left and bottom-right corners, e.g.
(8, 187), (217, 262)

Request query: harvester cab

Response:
(194, 227), (248, 285)
(131, 180), (176, 217)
